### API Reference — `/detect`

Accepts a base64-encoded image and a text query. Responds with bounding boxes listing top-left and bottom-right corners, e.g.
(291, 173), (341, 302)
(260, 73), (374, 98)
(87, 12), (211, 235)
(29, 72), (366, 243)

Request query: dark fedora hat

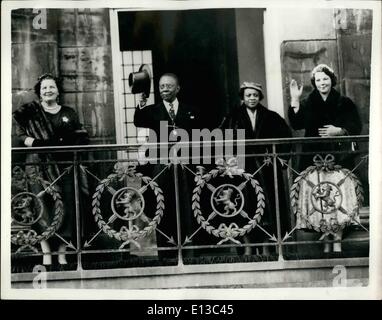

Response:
(129, 64), (152, 97)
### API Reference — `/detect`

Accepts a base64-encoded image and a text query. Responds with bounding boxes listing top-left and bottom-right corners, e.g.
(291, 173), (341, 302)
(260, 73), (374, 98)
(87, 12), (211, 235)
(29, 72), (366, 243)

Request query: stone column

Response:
(58, 8), (115, 144)
(11, 8), (59, 146)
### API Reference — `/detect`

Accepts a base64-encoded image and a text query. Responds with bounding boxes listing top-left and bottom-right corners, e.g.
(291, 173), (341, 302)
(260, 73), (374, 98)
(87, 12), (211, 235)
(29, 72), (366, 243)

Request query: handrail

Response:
(11, 135), (369, 152)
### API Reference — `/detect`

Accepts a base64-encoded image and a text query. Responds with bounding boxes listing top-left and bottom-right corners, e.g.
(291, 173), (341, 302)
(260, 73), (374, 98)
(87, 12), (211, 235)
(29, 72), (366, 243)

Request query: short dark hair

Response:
(34, 73), (62, 99)
(160, 73), (180, 86)
(310, 64), (337, 88)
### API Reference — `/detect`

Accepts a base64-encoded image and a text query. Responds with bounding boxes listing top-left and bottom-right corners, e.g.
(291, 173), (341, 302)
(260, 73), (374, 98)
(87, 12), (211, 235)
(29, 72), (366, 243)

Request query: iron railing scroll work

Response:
(10, 136), (369, 287)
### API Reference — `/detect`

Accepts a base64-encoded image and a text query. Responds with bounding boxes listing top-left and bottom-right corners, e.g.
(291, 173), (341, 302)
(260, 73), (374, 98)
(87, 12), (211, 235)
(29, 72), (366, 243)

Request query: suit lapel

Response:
(158, 102), (172, 122)
(239, 106), (256, 137)
(254, 105), (265, 139)
(174, 102), (191, 127)
(174, 102), (183, 123)
(176, 102), (190, 121)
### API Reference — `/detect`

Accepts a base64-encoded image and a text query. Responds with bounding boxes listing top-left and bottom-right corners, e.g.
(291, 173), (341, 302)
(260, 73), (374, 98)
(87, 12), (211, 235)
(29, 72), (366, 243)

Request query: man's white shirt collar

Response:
(246, 107), (257, 131)
(163, 98), (179, 116)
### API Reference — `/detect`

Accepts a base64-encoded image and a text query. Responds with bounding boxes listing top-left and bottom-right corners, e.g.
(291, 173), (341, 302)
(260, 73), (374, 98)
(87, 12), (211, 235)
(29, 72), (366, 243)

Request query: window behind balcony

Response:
(114, 50), (154, 159)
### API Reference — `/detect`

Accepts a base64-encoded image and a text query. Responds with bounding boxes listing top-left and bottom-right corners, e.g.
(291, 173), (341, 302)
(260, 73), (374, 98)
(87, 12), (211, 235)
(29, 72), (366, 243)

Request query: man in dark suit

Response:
(134, 73), (202, 261)
(134, 73), (200, 137)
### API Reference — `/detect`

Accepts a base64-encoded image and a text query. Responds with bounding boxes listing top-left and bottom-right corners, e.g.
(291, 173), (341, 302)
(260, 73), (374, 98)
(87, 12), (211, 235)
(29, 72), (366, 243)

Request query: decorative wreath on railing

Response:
(11, 167), (64, 248)
(92, 163), (164, 244)
(192, 158), (265, 241)
(290, 154), (364, 233)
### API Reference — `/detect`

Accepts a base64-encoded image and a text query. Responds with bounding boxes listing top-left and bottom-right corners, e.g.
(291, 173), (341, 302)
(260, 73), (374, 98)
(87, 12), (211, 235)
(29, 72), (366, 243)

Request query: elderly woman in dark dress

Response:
(288, 64), (362, 253)
(13, 74), (88, 265)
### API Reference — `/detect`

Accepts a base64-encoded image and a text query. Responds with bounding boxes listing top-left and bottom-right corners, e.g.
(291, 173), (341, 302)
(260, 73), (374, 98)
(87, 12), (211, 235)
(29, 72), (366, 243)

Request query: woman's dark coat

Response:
(220, 103), (292, 240)
(13, 101), (89, 241)
(288, 88), (362, 169)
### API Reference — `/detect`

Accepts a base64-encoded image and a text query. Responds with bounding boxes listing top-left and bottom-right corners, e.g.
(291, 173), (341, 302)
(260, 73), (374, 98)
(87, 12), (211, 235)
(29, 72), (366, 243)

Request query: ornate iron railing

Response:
(10, 136), (369, 276)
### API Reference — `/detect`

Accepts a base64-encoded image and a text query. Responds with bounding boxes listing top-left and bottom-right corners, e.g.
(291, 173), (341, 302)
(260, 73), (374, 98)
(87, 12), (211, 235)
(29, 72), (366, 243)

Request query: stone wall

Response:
(335, 9), (372, 136)
(279, 8), (372, 132)
(11, 8), (115, 146)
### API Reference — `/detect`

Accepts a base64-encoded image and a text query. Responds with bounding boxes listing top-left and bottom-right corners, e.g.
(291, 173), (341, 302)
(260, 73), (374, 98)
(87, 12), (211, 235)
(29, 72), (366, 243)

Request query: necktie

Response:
(169, 103), (176, 122)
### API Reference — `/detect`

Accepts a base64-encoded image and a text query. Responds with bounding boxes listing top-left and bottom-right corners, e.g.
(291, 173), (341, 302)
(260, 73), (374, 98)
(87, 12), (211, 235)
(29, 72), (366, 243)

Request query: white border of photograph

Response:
(1, 0), (381, 300)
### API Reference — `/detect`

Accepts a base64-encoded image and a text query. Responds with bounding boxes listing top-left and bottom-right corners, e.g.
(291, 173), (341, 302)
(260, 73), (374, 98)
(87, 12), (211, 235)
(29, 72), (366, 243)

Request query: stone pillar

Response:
(335, 9), (372, 206)
(11, 9), (59, 146)
(235, 9), (268, 108)
(58, 8), (115, 144)
(11, 8), (116, 146)
(335, 9), (372, 135)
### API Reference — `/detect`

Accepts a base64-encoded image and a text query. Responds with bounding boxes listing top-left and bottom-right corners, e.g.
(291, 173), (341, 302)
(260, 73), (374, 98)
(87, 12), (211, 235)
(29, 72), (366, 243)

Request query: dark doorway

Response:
(118, 9), (239, 129)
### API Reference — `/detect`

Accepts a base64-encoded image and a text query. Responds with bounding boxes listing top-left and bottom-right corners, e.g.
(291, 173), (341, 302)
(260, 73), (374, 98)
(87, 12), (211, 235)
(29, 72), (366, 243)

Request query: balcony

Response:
(10, 136), (369, 288)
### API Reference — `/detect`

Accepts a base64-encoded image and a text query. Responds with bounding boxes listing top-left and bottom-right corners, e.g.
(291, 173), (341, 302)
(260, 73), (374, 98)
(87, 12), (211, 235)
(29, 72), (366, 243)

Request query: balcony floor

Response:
(11, 257), (368, 289)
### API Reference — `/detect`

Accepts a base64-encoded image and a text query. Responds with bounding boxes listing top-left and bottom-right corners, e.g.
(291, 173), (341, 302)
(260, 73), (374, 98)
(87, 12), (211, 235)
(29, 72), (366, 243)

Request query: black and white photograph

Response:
(1, 0), (381, 300)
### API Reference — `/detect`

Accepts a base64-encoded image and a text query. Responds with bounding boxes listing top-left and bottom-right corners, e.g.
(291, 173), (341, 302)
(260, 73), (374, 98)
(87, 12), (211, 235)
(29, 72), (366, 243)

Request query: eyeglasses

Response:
(159, 84), (176, 90)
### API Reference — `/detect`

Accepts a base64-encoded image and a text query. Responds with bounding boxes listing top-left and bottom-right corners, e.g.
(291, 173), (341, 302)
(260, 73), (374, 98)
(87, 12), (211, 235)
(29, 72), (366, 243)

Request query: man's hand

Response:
(138, 93), (148, 109)
(318, 125), (344, 137)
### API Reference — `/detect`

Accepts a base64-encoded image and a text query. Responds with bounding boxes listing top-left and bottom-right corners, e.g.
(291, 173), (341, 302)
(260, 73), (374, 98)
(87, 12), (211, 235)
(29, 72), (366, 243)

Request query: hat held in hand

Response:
(129, 64), (152, 98)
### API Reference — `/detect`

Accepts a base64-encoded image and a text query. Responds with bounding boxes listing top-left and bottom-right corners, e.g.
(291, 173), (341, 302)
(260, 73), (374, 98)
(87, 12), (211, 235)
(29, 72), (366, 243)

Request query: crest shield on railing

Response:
(186, 157), (273, 246)
(290, 154), (364, 236)
(11, 166), (64, 253)
(89, 162), (165, 249)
